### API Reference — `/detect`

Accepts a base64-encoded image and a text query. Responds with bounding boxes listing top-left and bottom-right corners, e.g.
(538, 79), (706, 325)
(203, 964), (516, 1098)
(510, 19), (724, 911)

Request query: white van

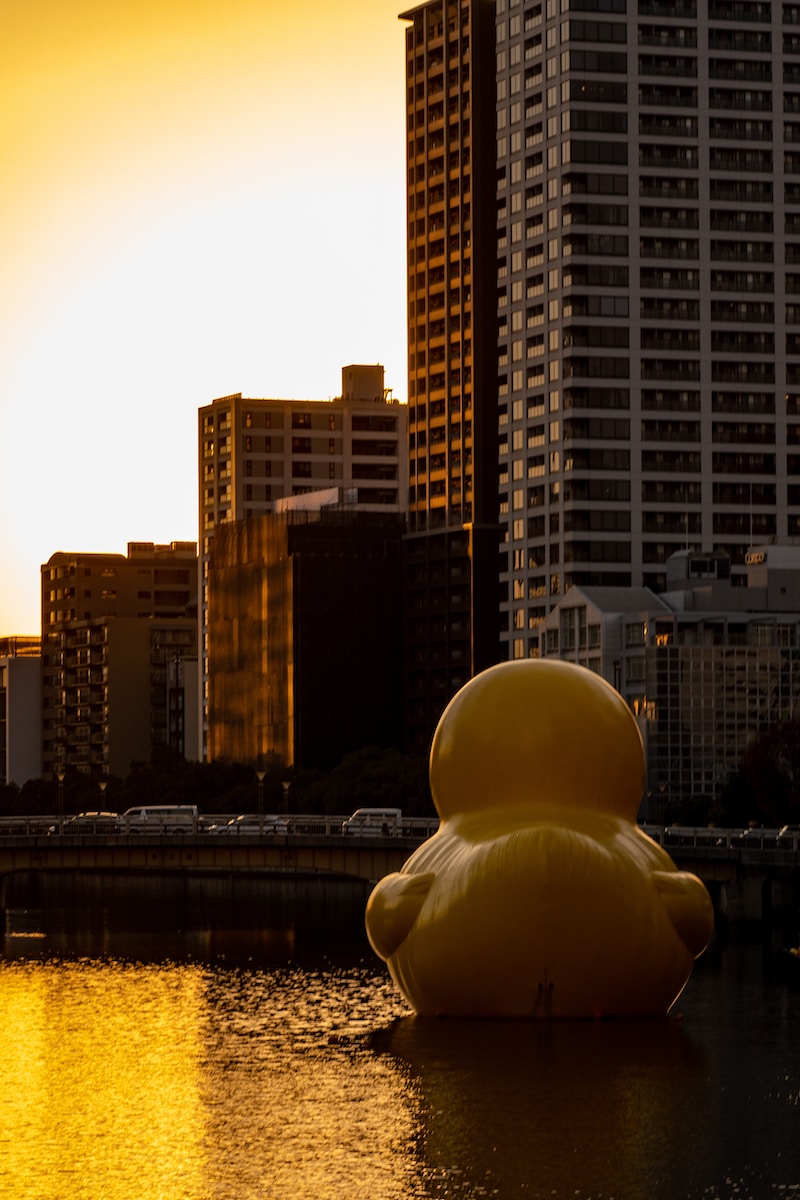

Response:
(119, 805), (199, 834)
(340, 808), (402, 837)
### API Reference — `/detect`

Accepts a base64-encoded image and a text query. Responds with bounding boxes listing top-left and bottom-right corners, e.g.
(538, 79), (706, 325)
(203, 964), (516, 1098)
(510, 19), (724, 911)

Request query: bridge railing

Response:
(652, 825), (800, 854)
(0, 813), (443, 840)
(0, 815), (797, 853)
(0, 817), (57, 838)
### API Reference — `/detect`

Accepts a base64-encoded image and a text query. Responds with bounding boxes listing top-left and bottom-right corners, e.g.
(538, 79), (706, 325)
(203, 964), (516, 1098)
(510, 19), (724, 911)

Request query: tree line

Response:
(6, 717), (800, 829)
(0, 745), (435, 821)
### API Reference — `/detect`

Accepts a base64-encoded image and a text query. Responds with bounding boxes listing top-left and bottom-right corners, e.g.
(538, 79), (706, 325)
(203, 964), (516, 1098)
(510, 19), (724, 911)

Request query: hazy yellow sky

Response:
(1, 0), (408, 632)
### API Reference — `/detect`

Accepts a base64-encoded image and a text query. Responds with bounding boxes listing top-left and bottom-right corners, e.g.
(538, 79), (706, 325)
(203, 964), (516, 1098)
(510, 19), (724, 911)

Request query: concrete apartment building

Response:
(0, 637), (42, 787)
(539, 547), (800, 820)
(401, 0), (800, 685)
(495, 0), (800, 658)
(400, 0), (503, 753)
(41, 543), (198, 779)
(197, 364), (407, 759)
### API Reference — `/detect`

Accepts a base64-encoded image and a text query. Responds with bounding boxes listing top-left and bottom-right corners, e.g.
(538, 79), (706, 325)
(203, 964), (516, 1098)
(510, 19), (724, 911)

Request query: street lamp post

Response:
(170, 653), (184, 803)
(56, 771), (65, 836)
(256, 770), (266, 836)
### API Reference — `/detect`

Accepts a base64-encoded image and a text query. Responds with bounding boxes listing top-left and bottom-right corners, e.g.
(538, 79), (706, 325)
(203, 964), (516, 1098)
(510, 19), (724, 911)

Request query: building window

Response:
(626, 622), (646, 646)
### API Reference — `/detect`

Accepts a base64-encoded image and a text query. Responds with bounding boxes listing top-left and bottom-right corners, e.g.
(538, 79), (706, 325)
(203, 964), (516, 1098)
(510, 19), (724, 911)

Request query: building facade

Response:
(495, 0), (800, 657)
(400, 0), (504, 753)
(206, 503), (405, 771)
(41, 543), (198, 778)
(0, 638), (42, 788)
(199, 365), (407, 537)
(197, 364), (407, 758)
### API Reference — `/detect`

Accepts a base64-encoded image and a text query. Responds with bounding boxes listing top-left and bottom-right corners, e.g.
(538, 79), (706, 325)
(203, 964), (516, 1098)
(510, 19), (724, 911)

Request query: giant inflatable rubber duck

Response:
(365, 659), (714, 1018)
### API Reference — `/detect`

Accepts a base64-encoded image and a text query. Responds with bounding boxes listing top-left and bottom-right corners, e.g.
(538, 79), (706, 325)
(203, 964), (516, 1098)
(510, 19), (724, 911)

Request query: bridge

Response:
(1, 817), (798, 924)
(0, 814), (438, 926)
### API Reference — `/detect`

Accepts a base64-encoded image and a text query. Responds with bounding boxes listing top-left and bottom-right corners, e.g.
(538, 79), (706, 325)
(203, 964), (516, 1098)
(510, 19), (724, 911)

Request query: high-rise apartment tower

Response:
(402, 1), (800, 674)
(400, 0), (502, 752)
(496, 0), (800, 657)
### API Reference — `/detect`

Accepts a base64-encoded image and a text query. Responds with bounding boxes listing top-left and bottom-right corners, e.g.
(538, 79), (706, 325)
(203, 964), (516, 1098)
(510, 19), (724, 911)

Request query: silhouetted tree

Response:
(298, 746), (433, 817)
(0, 781), (23, 815)
(662, 793), (712, 829)
(711, 769), (756, 829)
(1, 745), (434, 820)
(737, 717), (800, 827)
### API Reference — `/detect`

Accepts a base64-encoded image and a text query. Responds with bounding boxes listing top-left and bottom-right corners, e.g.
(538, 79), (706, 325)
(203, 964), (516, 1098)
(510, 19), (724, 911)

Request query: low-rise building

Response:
(539, 547), (800, 821)
(41, 543), (198, 778)
(0, 637), (42, 787)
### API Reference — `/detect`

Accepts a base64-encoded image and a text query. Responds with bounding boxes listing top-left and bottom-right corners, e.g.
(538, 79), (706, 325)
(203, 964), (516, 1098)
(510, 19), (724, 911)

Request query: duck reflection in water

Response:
(372, 1014), (709, 1198)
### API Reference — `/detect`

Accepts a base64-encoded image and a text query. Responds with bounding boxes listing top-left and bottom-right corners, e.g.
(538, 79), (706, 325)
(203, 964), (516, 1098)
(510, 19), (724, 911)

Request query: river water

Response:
(1, 901), (799, 1200)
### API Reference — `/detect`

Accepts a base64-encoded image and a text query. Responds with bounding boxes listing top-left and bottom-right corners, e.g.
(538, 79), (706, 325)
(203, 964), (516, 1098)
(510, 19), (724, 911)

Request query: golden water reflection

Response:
(1, 961), (207, 1199)
(2, 939), (799, 1199)
(0, 956), (419, 1200)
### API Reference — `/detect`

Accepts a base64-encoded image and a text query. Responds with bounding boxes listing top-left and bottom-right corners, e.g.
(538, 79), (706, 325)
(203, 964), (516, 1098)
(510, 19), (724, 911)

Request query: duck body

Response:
(365, 660), (714, 1019)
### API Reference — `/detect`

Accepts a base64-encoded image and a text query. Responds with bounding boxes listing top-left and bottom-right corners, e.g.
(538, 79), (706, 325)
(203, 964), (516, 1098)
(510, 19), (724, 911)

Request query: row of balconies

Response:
(59, 650), (106, 669)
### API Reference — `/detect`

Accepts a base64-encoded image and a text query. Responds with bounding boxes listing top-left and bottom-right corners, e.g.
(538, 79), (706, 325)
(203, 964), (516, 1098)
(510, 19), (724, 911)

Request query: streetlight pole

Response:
(256, 770), (265, 836)
(56, 771), (65, 836)
(171, 652), (183, 803)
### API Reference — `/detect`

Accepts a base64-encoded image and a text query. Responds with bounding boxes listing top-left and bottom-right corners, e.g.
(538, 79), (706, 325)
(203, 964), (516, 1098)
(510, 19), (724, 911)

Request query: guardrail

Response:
(0, 816), (797, 853)
(0, 813), (443, 840)
(642, 824), (800, 854)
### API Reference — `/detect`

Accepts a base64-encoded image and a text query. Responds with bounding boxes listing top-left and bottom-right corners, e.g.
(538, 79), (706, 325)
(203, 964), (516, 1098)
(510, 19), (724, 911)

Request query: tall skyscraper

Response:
(496, 0), (800, 658)
(400, 0), (502, 752)
(403, 0), (800, 678)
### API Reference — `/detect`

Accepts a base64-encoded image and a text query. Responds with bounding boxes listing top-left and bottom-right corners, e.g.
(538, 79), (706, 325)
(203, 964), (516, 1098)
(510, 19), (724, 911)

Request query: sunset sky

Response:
(1, 0), (408, 632)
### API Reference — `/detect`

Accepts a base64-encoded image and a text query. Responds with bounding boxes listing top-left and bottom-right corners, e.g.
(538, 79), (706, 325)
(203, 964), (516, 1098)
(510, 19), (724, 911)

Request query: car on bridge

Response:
(206, 814), (287, 835)
(48, 811), (119, 836)
(118, 805), (200, 834)
(340, 808), (403, 836)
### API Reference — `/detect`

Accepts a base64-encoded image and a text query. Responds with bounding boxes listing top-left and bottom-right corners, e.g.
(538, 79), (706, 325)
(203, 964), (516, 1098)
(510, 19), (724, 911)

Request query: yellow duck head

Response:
(365, 659), (714, 1019)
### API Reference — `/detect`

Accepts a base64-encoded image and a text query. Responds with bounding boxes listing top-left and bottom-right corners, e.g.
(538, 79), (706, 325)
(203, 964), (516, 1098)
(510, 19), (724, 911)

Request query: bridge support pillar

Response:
(717, 872), (800, 923)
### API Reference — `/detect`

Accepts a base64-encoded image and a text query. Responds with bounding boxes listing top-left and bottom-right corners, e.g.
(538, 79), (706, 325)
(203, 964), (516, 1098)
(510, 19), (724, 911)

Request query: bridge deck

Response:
(0, 822), (798, 897)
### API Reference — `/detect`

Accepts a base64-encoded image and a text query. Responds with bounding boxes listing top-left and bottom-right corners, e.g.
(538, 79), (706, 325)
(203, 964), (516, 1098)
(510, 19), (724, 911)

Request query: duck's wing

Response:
(365, 872), (435, 960)
(652, 869), (714, 958)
